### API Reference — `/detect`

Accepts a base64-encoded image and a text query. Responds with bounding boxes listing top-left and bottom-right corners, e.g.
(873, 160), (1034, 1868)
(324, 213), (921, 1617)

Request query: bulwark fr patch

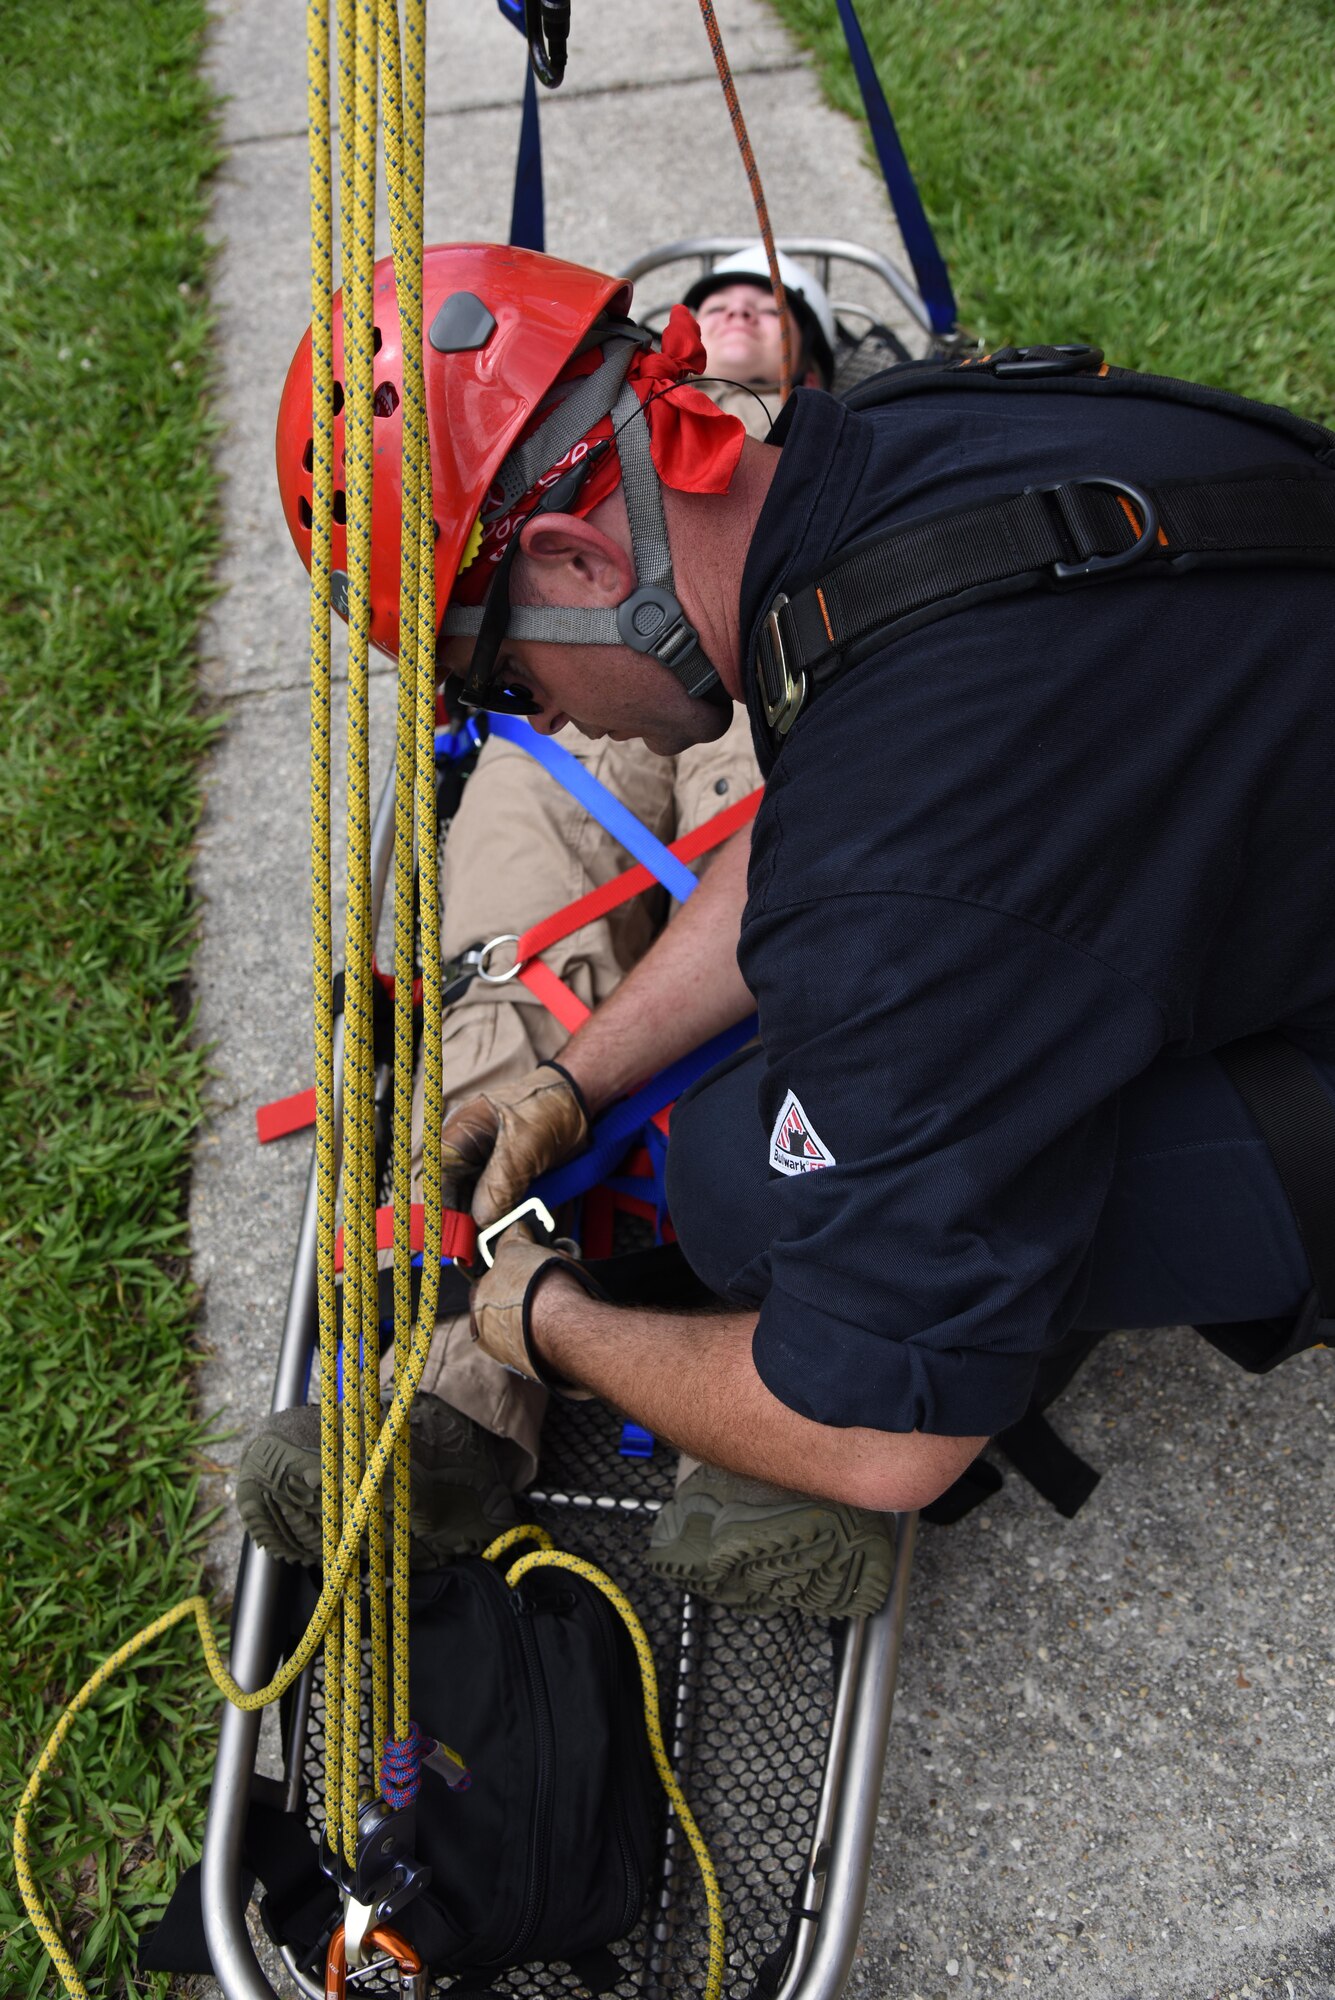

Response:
(769, 1089), (835, 1176)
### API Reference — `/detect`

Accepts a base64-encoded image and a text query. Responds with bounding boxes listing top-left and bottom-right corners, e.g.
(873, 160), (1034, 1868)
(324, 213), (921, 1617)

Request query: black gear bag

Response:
(394, 1553), (661, 1982)
(140, 1552), (662, 1992)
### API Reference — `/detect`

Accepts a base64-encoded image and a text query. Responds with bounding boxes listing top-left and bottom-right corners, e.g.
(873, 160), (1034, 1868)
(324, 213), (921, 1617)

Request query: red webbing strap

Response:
(255, 789), (763, 1141)
(257, 1087), (319, 1143)
(513, 787), (762, 966)
(501, 786), (763, 1033)
(517, 959), (591, 1033)
(334, 1204), (477, 1274)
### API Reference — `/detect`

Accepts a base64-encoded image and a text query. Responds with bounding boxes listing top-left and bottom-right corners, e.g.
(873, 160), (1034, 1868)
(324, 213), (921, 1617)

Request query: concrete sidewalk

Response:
(192, 4), (1335, 1995)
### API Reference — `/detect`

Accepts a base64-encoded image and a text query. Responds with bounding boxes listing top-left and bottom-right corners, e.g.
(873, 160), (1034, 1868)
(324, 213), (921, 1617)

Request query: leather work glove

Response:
(441, 1060), (591, 1227)
(470, 1223), (607, 1399)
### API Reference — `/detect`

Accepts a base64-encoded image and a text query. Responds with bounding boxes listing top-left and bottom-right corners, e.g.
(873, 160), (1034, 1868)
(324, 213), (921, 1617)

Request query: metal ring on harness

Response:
(1039, 474), (1160, 582)
(476, 933), (524, 984)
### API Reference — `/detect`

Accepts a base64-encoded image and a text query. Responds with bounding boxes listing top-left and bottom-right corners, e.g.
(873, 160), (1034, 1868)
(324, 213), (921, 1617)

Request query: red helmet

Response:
(275, 243), (632, 659)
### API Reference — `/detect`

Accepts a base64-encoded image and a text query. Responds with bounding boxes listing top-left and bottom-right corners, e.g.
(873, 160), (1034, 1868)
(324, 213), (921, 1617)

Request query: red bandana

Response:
(451, 305), (745, 605)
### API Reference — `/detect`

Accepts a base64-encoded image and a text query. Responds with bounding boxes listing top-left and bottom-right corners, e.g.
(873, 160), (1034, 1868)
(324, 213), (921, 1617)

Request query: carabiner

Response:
(524, 0), (570, 87)
(326, 1921), (428, 1999)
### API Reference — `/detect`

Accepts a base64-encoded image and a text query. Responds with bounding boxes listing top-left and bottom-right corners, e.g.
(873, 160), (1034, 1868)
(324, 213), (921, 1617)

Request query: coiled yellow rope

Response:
(12, 1598), (210, 2000)
(483, 1530), (727, 2000)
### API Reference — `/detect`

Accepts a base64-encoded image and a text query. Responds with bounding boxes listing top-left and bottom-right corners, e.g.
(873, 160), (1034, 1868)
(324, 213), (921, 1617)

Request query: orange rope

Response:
(695, 0), (793, 402)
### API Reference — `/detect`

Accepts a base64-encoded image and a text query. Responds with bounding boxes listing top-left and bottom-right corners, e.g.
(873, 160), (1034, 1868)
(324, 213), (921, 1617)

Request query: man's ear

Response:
(516, 512), (635, 606)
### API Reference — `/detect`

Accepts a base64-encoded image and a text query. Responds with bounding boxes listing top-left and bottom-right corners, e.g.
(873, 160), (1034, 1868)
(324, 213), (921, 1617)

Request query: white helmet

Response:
(682, 244), (837, 387)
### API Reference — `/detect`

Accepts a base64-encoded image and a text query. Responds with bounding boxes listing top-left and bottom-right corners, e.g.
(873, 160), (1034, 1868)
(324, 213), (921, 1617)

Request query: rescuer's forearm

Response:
(557, 826), (755, 1114)
(529, 1275), (988, 1513)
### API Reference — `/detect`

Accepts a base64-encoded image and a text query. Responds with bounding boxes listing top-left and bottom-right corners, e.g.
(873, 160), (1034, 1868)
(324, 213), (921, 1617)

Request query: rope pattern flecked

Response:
(11, 3), (451, 1977)
(14, 3), (742, 1978)
(306, 0), (344, 1846)
(695, 0), (793, 401)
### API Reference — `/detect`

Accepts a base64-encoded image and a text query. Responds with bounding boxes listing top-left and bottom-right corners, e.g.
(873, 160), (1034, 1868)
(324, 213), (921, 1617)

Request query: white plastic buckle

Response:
(475, 1196), (557, 1269)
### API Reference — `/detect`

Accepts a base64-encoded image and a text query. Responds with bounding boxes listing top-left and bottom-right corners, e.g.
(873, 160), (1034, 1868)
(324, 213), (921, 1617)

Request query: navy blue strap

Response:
(834, 0), (957, 337)
(509, 57), (545, 252)
(488, 714), (702, 903)
(532, 1016), (758, 1208)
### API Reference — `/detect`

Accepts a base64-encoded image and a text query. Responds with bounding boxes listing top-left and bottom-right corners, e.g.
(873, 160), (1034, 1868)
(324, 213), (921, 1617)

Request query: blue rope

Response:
(487, 714), (701, 903)
(834, 0), (957, 337)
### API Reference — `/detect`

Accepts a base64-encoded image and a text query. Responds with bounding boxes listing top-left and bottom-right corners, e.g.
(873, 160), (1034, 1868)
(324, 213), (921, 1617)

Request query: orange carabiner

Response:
(325, 1921), (427, 1999)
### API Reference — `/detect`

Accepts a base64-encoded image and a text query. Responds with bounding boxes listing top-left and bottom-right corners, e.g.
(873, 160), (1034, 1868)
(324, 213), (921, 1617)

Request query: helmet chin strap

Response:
(442, 338), (724, 704)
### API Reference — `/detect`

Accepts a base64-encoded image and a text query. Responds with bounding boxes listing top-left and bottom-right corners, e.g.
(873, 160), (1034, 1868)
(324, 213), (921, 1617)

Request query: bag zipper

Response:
(496, 1584), (556, 1967)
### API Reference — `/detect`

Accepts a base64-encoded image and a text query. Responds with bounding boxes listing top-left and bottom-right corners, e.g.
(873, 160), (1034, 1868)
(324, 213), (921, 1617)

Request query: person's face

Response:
(438, 631), (728, 758)
(694, 281), (806, 387)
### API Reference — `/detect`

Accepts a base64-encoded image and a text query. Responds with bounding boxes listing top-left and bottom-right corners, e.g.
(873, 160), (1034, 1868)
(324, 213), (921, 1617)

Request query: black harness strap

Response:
(995, 1407), (1100, 1519)
(757, 348), (1335, 744)
(1216, 1033), (1335, 1317)
(757, 465), (1335, 735)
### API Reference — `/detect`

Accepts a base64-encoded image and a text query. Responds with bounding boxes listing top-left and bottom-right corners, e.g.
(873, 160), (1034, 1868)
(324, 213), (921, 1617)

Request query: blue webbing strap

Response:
(834, 0), (957, 338)
(487, 713), (702, 904)
(435, 718), (482, 763)
(497, 1), (546, 252)
(532, 1014), (758, 1209)
(509, 59), (545, 252)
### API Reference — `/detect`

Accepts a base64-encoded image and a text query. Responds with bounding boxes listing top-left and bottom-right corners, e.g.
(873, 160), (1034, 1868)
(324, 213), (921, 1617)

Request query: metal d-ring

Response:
(475, 933), (524, 984)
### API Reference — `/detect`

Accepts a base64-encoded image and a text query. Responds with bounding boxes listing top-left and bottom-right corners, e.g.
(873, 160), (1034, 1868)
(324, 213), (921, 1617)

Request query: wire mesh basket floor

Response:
(288, 1392), (841, 1998)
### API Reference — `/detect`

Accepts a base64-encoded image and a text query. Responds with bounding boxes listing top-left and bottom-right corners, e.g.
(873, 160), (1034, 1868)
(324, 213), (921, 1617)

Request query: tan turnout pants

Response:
(382, 710), (762, 1484)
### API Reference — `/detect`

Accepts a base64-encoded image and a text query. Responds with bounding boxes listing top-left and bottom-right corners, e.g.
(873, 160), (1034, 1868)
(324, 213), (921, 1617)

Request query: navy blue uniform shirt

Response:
(719, 381), (1335, 1437)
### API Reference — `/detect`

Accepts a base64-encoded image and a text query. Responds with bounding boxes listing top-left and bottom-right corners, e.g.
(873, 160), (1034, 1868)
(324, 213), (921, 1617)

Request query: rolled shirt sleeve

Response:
(739, 889), (1167, 1436)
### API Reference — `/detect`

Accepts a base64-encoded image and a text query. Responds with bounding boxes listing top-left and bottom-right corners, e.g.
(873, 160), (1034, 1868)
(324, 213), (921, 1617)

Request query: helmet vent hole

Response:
(298, 497), (312, 530)
(301, 439), (313, 473)
(332, 490), (346, 525)
(373, 381), (399, 419)
(373, 325), (383, 354)
(332, 380), (344, 416)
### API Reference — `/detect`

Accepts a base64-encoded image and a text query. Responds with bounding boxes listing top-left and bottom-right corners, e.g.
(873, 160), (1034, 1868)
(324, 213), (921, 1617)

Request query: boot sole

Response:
(646, 1491), (894, 1619)
(235, 1413), (517, 1570)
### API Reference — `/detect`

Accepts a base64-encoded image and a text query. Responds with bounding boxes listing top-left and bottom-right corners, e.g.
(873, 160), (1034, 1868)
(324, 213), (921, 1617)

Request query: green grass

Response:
(0, 3), (223, 1993)
(771, 0), (1335, 422)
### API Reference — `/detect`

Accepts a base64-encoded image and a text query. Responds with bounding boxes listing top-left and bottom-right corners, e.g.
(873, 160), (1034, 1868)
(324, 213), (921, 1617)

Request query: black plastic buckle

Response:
(990, 343), (1105, 378)
(1032, 474), (1159, 582)
(525, 0), (570, 87)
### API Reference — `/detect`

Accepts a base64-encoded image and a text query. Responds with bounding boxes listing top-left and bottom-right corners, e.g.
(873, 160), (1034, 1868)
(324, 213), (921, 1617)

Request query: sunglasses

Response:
(461, 675), (542, 718)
